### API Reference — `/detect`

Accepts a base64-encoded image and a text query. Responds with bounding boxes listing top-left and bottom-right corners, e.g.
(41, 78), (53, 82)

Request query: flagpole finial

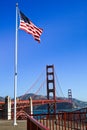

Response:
(16, 3), (18, 7)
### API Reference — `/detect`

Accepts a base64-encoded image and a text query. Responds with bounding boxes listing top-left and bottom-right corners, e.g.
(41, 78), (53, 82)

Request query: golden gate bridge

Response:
(0, 65), (72, 120)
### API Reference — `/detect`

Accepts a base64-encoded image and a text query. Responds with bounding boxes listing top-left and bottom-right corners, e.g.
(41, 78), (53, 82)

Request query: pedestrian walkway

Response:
(0, 120), (27, 130)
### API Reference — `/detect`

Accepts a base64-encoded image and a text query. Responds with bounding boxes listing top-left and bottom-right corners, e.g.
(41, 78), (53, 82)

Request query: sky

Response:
(0, 0), (87, 101)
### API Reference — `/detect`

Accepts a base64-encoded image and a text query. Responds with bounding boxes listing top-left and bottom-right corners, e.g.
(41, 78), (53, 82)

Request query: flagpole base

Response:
(13, 122), (17, 126)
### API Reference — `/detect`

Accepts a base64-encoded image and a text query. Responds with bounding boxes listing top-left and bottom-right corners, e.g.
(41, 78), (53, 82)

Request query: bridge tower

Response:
(68, 89), (73, 108)
(46, 65), (56, 114)
(68, 89), (72, 101)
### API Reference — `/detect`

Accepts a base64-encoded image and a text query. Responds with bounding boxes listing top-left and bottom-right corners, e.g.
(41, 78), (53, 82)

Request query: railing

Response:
(27, 115), (50, 130)
(30, 112), (87, 130)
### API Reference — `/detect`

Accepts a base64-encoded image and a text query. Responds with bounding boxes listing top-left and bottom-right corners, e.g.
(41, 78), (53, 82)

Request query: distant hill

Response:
(18, 93), (87, 109)
(0, 96), (5, 102)
(18, 93), (47, 100)
(0, 94), (87, 109)
(72, 98), (87, 108)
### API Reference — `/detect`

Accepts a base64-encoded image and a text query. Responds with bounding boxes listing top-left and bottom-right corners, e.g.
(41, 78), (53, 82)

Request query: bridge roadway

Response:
(11, 99), (72, 108)
(0, 99), (72, 109)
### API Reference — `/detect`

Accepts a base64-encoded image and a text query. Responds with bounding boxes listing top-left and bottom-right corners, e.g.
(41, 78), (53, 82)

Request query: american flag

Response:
(19, 11), (43, 43)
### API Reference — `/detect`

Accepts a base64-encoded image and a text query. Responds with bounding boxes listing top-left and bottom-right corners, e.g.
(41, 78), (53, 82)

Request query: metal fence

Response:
(27, 115), (50, 130)
(30, 112), (87, 130)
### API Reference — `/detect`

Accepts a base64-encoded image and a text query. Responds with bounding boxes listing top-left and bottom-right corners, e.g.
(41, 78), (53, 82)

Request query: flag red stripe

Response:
(20, 19), (42, 42)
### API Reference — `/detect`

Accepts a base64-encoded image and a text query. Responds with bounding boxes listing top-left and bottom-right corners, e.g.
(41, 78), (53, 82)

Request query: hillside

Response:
(18, 93), (87, 108)
(18, 93), (47, 100)
(0, 96), (5, 101)
(0, 94), (87, 109)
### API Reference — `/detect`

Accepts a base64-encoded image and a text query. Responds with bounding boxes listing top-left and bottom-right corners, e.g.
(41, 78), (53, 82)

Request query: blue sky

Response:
(0, 0), (87, 101)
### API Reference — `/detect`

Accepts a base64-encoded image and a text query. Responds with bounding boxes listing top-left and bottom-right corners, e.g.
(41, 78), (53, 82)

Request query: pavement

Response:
(0, 120), (27, 130)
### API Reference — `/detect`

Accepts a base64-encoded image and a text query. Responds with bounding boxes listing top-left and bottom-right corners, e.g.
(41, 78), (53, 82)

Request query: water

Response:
(34, 109), (47, 114)
(34, 108), (80, 115)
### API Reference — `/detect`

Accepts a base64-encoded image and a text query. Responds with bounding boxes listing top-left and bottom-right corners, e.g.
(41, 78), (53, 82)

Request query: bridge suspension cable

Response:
(54, 69), (65, 98)
(32, 79), (46, 99)
(20, 68), (45, 100)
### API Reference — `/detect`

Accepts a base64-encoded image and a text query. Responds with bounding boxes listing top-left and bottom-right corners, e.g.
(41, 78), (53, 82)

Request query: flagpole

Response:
(14, 3), (18, 126)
